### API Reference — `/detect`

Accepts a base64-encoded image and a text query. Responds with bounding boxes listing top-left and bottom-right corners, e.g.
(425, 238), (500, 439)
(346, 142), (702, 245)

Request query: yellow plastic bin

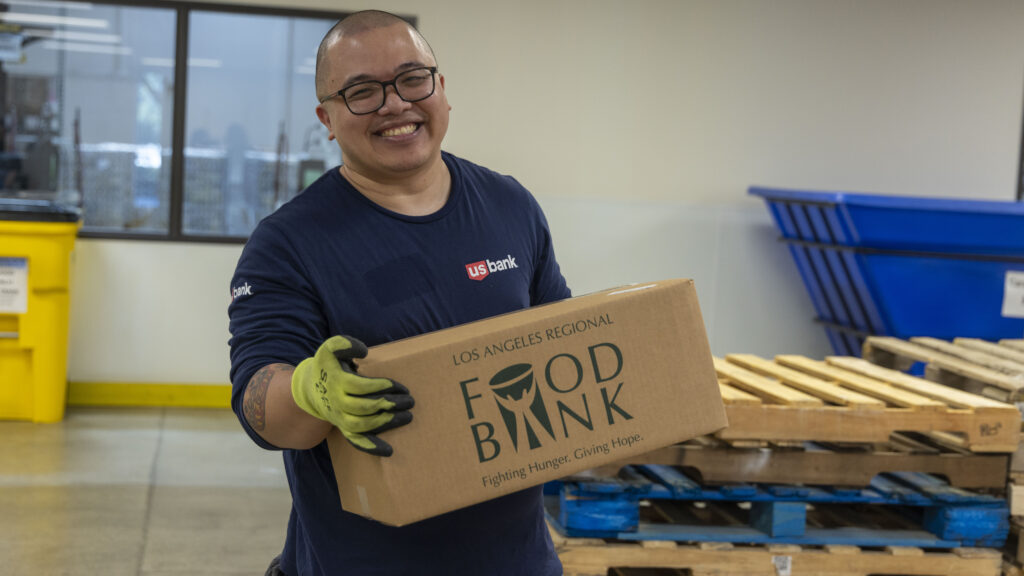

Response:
(0, 199), (80, 422)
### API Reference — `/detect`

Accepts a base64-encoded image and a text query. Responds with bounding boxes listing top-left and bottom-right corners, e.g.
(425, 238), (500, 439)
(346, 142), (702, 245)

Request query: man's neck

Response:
(340, 158), (451, 217)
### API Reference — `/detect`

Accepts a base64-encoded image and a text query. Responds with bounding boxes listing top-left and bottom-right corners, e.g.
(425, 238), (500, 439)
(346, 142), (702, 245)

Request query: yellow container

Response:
(0, 219), (78, 422)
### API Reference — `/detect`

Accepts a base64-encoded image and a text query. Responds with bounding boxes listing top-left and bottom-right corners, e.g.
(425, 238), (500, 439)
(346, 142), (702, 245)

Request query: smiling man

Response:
(227, 9), (570, 576)
(314, 15), (451, 209)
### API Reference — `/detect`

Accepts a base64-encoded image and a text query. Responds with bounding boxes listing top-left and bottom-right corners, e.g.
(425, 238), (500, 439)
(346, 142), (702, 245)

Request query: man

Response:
(228, 10), (569, 576)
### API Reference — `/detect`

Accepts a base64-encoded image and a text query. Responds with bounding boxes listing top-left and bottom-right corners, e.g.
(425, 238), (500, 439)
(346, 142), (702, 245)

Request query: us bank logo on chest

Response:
(465, 254), (518, 281)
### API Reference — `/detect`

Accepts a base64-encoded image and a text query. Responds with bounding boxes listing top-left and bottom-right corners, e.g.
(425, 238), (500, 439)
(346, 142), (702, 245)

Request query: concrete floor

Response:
(0, 407), (291, 576)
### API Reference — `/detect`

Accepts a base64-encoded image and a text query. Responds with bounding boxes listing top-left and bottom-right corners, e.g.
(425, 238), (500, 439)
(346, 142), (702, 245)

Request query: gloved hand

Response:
(291, 335), (413, 456)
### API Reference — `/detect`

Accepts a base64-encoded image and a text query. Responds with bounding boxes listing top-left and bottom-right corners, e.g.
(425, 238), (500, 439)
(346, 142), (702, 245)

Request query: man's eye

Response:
(345, 86), (377, 101)
(399, 74), (429, 87)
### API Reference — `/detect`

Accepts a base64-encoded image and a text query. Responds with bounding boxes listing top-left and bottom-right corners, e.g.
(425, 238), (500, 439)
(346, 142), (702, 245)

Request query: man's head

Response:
(314, 10), (450, 183)
(315, 11), (435, 100)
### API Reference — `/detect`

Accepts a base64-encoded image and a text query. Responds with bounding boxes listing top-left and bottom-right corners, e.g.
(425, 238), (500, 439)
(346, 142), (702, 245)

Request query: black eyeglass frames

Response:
(319, 66), (439, 115)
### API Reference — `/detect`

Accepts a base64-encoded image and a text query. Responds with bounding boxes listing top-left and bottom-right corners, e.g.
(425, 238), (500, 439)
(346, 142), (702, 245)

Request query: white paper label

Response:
(1003, 271), (1024, 319)
(0, 258), (28, 314)
(772, 555), (792, 576)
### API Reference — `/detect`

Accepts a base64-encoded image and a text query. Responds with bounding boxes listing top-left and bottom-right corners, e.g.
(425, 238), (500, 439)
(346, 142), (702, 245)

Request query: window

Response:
(184, 11), (340, 237)
(2, 2), (175, 233)
(0, 1), (353, 241)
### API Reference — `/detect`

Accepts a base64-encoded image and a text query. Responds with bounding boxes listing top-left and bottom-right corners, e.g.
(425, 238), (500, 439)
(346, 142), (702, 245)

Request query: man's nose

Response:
(378, 85), (411, 114)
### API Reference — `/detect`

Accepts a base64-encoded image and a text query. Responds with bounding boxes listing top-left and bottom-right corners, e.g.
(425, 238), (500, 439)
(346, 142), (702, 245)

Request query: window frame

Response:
(51, 0), (400, 244)
(1018, 85), (1024, 201)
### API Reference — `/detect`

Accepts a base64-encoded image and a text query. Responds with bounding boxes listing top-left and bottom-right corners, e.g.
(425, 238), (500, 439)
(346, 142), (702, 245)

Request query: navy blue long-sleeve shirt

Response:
(228, 152), (570, 576)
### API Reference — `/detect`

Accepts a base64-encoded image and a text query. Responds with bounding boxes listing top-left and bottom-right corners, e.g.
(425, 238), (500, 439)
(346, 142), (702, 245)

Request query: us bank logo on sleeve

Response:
(230, 282), (253, 301)
(465, 254), (518, 282)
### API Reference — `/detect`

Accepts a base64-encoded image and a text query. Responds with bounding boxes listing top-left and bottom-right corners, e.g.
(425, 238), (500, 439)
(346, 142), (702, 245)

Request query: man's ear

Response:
(439, 74), (451, 111)
(315, 105), (336, 141)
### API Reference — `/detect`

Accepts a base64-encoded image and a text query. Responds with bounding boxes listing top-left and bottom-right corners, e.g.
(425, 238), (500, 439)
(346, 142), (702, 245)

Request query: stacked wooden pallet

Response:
(1009, 439), (1024, 576)
(551, 463), (1008, 542)
(861, 337), (1024, 405)
(554, 535), (1003, 576)
(857, 336), (1024, 576)
(551, 347), (1022, 576)
(714, 352), (1019, 453)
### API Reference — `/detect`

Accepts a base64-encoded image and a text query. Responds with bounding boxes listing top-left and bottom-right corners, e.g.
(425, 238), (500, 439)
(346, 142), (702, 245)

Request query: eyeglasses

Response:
(319, 66), (438, 115)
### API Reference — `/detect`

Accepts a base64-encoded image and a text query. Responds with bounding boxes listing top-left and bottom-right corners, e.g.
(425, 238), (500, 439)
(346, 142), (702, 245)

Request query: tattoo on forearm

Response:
(244, 365), (282, 432)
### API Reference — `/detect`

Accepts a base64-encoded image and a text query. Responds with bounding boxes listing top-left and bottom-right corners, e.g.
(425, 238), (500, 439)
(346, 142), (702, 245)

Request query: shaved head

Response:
(315, 10), (435, 99)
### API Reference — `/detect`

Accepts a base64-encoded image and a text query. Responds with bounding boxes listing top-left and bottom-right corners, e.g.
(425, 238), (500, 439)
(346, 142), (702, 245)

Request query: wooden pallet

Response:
(552, 463), (1007, 545)
(711, 354), (1021, 453)
(1003, 518), (1024, 576)
(1004, 441), (1024, 574)
(912, 338), (1024, 377)
(550, 465), (1009, 548)
(587, 437), (1009, 489)
(955, 339), (1024, 366)
(614, 567), (1017, 576)
(552, 532), (1003, 576)
(1009, 444), (1024, 518)
(862, 337), (1024, 404)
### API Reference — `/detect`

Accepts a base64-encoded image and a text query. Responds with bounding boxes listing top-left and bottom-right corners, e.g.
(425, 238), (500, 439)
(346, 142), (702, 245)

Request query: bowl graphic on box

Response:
(488, 363), (554, 450)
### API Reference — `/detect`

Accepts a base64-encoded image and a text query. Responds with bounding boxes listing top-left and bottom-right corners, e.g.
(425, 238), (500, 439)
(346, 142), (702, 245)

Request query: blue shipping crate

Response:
(749, 187), (1024, 355)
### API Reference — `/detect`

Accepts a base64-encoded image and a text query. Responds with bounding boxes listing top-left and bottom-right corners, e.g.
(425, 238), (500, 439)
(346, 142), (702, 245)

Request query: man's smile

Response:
(378, 123), (420, 137)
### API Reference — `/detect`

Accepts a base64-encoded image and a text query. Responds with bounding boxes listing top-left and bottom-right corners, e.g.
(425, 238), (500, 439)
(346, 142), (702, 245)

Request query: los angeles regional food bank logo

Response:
(458, 343), (633, 463)
(487, 364), (554, 452)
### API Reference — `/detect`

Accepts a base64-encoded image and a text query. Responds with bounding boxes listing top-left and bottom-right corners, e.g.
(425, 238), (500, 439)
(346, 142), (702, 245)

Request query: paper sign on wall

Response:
(1003, 271), (1024, 319)
(0, 257), (28, 314)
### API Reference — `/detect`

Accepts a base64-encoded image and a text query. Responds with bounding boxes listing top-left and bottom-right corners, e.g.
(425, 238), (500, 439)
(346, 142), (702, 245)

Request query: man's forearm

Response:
(243, 363), (333, 449)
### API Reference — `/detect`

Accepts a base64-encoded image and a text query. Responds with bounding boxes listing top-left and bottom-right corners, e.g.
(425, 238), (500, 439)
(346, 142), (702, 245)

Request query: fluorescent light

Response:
(0, 12), (108, 29)
(3, 0), (94, 9)
(188, 58), (221, 68)
(141, 57), (173, 67)
(42, 40), (130, 56)
(134, 144), (162, 169)
(141, 57), (222, 68)
(22, 27), (120, 44)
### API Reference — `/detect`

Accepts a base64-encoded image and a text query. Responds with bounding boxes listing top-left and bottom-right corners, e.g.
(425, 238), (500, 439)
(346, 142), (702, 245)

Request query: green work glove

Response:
(291, 335), (413, 456)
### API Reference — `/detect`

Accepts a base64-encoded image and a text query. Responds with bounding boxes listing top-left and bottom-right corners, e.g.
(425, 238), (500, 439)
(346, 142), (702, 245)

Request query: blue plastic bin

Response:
(749, 187), (1024, 356)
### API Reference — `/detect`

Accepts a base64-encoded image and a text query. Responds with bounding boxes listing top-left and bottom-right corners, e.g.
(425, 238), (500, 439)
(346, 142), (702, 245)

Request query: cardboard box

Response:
(327, 279), (727, 526)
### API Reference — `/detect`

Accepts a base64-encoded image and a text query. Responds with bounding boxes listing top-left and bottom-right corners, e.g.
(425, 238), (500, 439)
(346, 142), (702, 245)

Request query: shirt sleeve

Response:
(227, 219), (327, 449)
(525, 193), (572, 306)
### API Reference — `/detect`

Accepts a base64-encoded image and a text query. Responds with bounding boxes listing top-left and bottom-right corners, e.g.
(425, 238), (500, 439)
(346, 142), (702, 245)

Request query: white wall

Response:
(68, 0), (1024, 383)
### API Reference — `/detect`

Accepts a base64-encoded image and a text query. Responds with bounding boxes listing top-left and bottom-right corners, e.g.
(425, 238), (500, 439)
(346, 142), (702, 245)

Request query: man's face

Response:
(316, 23), (450, 182)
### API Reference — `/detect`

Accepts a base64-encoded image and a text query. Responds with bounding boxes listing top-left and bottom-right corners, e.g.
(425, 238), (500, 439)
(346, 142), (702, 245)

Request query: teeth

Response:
(381, 124), (417, 137)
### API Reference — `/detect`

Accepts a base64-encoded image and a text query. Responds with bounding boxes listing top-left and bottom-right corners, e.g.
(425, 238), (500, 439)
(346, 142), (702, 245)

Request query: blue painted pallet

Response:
(546, 465), (1008, 548)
